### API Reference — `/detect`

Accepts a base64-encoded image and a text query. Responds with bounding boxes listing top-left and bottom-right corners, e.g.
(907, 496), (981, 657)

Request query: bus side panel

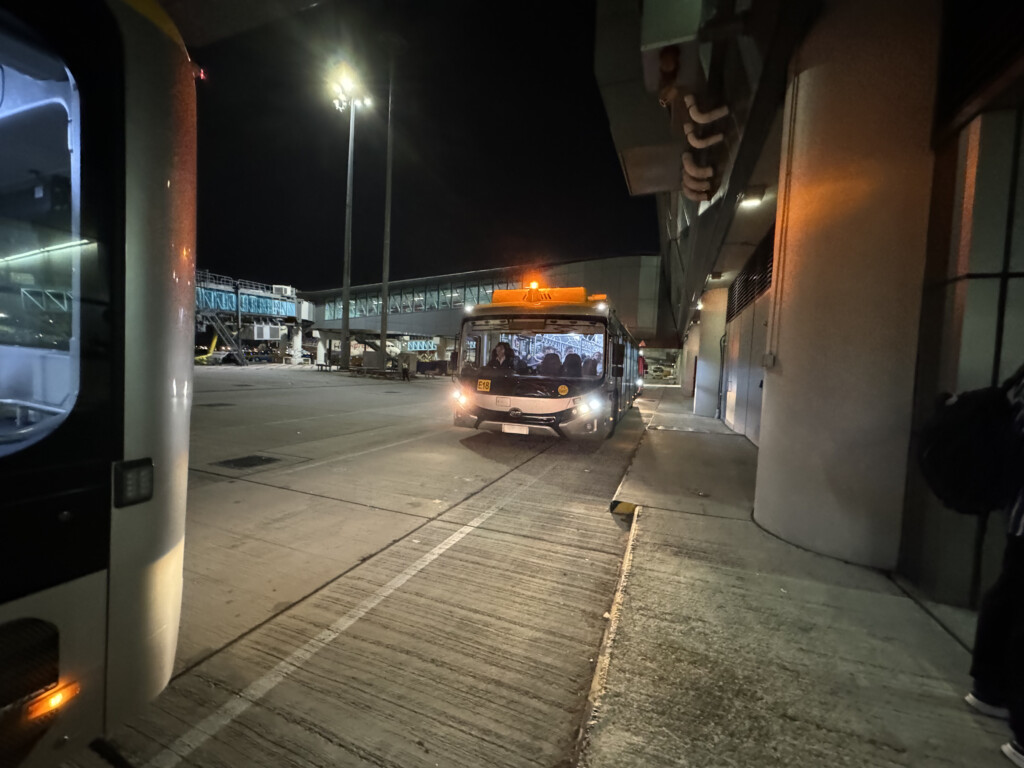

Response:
(1, 575), (107, 767)
(104, 0), (196, 728)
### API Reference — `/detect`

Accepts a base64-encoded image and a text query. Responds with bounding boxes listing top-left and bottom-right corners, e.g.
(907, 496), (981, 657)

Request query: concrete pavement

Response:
(580, 385), (1005, 767)
(65, 365), (643, 768)
(58, 368), (1006, 768)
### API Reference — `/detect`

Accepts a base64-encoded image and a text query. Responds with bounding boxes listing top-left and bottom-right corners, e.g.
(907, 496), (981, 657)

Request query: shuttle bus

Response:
(0, 2), (195, 765)
(452, 284), (641, 438)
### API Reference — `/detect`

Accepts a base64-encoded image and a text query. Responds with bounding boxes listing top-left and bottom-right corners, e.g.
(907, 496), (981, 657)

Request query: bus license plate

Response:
(502, 424), (529, 435)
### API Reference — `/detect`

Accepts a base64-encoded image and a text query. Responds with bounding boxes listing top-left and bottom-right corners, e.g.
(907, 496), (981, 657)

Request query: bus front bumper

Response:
(453, 408), (608, 439)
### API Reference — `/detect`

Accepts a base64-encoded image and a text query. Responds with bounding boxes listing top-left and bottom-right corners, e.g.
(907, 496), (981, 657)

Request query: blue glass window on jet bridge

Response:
(0, 26), (85, 457)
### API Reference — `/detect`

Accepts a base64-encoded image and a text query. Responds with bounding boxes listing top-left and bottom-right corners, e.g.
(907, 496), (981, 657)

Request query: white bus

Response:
(0, 2), (195, 765)
(452, 284), (642, 438)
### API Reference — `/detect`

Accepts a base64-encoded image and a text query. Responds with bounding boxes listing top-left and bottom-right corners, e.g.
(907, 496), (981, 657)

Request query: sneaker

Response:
(1001, 741), (1024, 767)
(966, 692), (1010, 720)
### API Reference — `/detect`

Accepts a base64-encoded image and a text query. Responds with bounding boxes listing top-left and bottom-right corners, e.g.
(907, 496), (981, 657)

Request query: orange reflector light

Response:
(27, 683), (80, 720)
(529, 281), (538, 289)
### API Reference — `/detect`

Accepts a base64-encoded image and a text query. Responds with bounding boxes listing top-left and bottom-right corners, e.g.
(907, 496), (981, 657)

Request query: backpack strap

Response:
(1002, 361), (1024, 393)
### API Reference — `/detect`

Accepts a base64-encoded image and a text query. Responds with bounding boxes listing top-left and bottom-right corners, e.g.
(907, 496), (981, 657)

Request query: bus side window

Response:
(611, 341), (625, 377)
(462, 336), (480, 368)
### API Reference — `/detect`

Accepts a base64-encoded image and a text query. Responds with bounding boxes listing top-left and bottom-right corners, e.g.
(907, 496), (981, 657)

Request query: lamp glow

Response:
(740, 186), (765, 208)
(529, 281), (538, 289)
(27, 683), (80, 720)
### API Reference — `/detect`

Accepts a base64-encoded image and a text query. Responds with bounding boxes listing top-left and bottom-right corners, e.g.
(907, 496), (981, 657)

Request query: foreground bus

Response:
(452, 285), (641, 438)
(0, 2), (195, 765)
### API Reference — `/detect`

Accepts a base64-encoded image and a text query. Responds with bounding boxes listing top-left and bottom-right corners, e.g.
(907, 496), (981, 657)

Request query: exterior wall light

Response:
(740, 186), (765, 208)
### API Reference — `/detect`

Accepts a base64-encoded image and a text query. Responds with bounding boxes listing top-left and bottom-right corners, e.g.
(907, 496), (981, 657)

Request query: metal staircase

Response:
(198, 311), (247, 366)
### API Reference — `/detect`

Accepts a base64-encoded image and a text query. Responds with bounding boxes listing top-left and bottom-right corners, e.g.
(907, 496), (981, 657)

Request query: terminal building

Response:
(298, 254), (670, 366)
(593, 0), (1024, 609)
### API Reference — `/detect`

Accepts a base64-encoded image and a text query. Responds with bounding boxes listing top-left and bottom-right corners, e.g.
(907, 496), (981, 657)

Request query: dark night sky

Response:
(193, 1), (658, 290)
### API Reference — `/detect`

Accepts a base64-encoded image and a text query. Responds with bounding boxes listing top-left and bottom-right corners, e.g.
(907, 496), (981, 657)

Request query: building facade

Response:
(596, 0), (1024, 606)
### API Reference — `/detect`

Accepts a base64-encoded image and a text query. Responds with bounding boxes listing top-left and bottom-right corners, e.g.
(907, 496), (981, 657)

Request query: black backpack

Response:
(918, 369), (1024, 516)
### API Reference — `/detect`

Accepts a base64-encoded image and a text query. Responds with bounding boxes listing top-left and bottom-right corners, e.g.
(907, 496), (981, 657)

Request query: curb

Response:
(572, 505), (642, 767)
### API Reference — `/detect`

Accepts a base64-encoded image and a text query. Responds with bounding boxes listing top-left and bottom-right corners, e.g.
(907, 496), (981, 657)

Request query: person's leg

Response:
(1003, 537), (1024, 761)
(969, 536), (1024, 711)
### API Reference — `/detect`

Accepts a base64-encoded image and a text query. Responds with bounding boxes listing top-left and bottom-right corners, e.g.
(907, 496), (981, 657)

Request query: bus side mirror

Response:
(612, 343), (625, 365)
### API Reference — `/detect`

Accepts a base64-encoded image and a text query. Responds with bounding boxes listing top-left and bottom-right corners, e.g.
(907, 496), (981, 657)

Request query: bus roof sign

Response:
(491, 286), (587, 305)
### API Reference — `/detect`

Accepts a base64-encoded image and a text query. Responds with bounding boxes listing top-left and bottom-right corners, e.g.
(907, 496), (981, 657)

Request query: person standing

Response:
(966, 361), (1024, 766)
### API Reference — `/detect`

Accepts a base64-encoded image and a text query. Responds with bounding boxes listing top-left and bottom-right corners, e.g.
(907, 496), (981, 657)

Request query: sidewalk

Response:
(579, 386), (1007, 767)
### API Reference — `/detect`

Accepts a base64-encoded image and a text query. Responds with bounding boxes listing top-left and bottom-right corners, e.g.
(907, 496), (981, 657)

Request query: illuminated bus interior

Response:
(459, 318), (605, 378)
(0, 28), (81, 456)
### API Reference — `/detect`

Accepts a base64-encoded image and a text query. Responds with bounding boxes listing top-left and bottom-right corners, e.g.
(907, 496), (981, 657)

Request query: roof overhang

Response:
(155, 0), (322, 48)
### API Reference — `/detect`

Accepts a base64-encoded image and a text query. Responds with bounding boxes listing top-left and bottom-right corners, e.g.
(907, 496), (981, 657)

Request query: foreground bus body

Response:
(0, 2), (195, 765)
(452, 286), (641, 439)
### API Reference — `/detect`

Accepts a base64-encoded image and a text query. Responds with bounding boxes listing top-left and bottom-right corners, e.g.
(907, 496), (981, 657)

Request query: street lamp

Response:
(329, 62), (371, 369)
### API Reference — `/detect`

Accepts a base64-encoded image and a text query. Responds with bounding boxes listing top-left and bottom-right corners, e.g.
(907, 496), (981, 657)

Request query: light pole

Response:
(379, 52), (395, 372)
(329, 63), (371, 369)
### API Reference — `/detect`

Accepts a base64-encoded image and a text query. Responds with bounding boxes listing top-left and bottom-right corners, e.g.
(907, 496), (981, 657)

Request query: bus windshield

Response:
(459, 317), (606, 379)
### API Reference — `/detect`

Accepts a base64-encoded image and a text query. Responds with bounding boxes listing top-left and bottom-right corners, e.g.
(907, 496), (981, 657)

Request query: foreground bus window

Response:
(0, 27), (82, 457)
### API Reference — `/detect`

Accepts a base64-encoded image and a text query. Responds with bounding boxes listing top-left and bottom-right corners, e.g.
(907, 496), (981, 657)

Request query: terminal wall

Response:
(753, 0), (940, 569)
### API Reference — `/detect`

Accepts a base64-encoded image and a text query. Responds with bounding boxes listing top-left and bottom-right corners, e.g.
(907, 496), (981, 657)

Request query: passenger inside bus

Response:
(562, 353), (582, 377)
(538, 352), (562, 376)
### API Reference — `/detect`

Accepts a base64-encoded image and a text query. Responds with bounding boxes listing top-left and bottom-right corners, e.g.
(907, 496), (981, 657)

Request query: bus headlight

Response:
(637, 378), (643, 386)
(579, 402), (591, 415)
(588, 397), (603, 412)
(452, 389), (467, 406)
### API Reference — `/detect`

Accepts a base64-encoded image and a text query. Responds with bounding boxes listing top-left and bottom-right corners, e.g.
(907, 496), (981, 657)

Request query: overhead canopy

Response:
(156, 0), (321, 47)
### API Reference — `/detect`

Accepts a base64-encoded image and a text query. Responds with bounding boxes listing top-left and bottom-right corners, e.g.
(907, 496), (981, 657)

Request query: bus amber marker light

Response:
(27, 683), (80, 719)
